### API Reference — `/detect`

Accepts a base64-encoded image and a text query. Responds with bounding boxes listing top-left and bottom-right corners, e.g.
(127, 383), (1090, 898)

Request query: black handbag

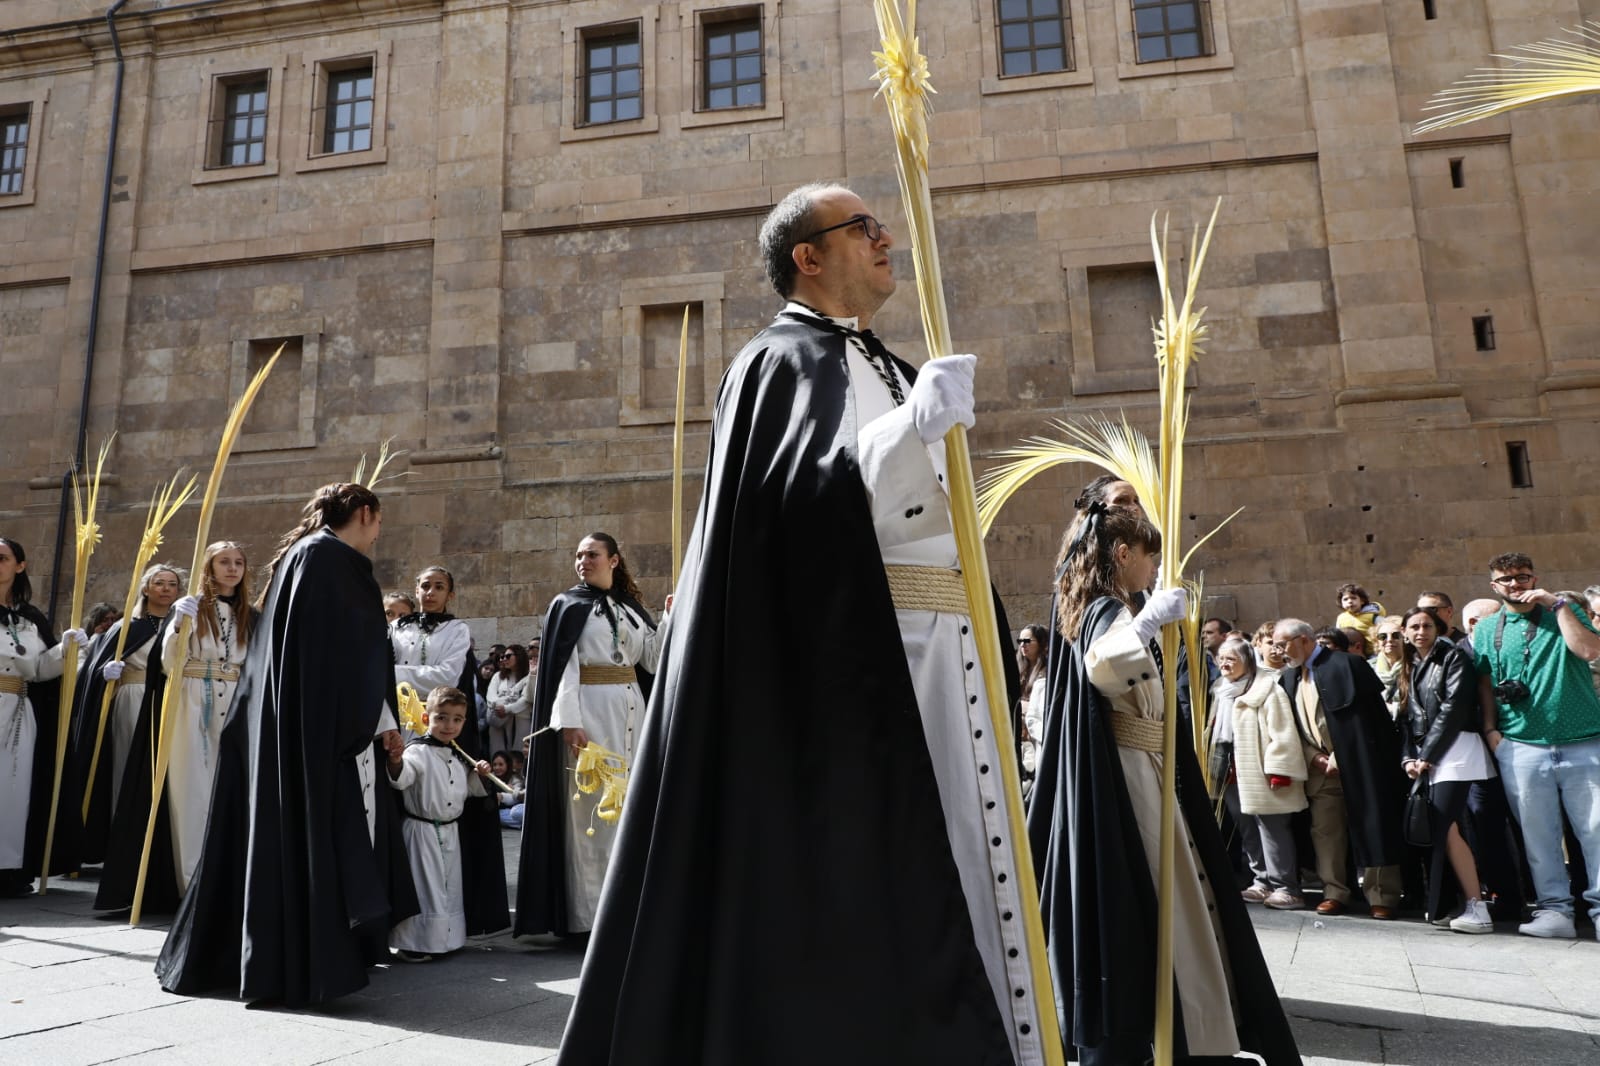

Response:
(1403, 776), (1431, 847)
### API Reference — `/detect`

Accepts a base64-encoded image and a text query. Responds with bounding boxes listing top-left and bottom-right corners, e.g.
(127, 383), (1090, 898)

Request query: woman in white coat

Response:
(484, 643), (531, 755)
(1214, 636), (1309, 910)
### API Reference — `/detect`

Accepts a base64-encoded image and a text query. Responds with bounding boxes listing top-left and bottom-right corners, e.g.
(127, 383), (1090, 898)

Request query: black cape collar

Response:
(395, 611), (456, 633)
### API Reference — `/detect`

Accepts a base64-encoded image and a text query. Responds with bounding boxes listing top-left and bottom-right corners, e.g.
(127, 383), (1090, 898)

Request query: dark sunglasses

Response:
(1018, 638), (1035, 645)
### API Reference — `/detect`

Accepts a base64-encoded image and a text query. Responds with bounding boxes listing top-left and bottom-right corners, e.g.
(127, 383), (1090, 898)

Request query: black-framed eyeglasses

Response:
(799, 213), (887, 244)
(1491, 573), (1535, 586)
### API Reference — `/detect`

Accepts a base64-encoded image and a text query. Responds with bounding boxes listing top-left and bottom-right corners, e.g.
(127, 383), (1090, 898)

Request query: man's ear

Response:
(792, 240), (822, 279)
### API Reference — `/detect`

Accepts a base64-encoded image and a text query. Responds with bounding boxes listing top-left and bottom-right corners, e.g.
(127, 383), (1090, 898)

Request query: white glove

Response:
(906, 354), (976, 445)
(172, 595), (201, 620)
(1131, 587), (1188, 647)
(102, 660), (125, 681)
(61, 628), (87, 648)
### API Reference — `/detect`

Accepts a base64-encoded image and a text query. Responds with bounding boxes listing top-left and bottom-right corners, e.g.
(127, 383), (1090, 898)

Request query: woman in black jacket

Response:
(1400, 606), (1497, 933)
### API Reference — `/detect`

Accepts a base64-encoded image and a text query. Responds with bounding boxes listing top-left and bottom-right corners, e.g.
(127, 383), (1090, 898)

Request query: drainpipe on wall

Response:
(46, 0), (130, 626)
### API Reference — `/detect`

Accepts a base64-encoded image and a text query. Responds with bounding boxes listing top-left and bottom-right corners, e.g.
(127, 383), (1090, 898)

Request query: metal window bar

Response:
(214, 80), (269, 167)
(997, 0), (1074, 77)
(0, 111), (28, 196)
(1131, 0), (1215, 63)
(581, 27), (643, 126)
(704, 16), (764, 110)
(316, 66), (375, 154)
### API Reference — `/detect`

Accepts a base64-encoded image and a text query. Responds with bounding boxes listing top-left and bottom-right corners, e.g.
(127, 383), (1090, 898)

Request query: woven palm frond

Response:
(351, 436), (410, 489)
(1416, 21), (1600, 134)
(976, 415), (1164, 536)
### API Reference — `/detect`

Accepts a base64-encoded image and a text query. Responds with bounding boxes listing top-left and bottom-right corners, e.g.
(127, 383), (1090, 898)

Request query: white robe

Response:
(485, 671), (531, 755)
(391, 618), (472, 738)
(388, 742), (486, 953)
(787, 301), (1044, 1063)
(547, 598), (662, 932)
(109, 628), (158, 814)
(161, 602), (246, 893)
(0, 616), (64, 869)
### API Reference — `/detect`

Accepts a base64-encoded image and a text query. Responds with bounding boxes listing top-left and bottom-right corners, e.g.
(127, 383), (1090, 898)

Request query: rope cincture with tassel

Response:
(395, 681), (515, 796)
(870, 4), (1065, 1061)
(130, 346), (283, 927)
(81, 471), (198, 826)
(38, 437), (112, 894)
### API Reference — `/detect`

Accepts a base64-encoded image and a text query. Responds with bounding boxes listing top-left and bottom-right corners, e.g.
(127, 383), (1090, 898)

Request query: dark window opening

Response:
(1472, 315), (1496, 351)
(1423, 0), (1437, 19)
(1449, 157), (1464, 188)
(1131, 0), (1213, 63)
(220, 79), (269, 167)
(584, 28), (643, 125)
(704, 15), (763, 109)
(998, 0), (1073, 76)
(322, 65), (374, 154)
(1506, 441), (1532, 489)
(0, 108), (29, 195)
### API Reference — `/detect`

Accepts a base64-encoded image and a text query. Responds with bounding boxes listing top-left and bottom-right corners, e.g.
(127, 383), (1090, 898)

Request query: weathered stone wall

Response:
(1, 0), (1596, 651)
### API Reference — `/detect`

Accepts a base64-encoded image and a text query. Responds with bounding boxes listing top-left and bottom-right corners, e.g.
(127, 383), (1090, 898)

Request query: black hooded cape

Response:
(3, 604), (68, 883)
(155, 528), (418, 1005)
(513, 583), (654, 939)
(1027, 594), (1300, 1065)
(557, 317), (1016, 1065)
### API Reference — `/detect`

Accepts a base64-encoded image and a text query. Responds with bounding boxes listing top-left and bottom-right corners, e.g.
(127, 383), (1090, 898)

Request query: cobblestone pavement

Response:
(2, 835), (1597, 1065)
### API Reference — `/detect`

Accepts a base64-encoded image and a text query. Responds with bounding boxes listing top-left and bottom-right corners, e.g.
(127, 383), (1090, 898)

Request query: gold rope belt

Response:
(182, 662), (241, 681)
(884, 565), (969, 615)
(1108, 711), (1165, 753)
(579, 665), (636, 686)
(0, 675), (22, 695)
(119, 668), (147, 686)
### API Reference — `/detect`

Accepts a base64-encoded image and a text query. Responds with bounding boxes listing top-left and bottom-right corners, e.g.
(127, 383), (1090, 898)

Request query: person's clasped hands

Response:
(907, 354), (976, 445)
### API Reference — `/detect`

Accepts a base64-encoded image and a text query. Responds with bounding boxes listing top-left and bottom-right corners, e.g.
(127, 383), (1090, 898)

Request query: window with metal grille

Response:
(704, 16), (763, 109)
(997, 0), (1072, 76)
(1131, 0), (1213, 62)
(323, 65), (374, 154)
(220, 80), (269, 166)
(0, 109), (27, 196)
(584, 28), (643, 125)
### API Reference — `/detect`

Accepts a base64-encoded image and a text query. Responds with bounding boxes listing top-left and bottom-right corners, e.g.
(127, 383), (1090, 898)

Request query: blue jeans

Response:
(1494, 735), (1600, 922)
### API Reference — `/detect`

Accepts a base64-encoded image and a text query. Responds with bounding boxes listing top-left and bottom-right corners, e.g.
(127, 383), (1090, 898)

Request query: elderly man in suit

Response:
(1273, 618), (1408, 918)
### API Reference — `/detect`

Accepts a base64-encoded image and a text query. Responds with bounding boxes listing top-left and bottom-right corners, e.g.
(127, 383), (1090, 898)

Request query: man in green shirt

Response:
(1475, 552), (1600, 939)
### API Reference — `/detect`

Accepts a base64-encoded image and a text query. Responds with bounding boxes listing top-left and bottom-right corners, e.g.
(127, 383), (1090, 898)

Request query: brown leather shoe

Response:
(1369, 905), (1397, 921)
(1316, 899), (1347, 915)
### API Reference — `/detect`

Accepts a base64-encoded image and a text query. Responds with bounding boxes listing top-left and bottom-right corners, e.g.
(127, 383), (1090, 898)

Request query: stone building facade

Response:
(2, 0), (1597, 644)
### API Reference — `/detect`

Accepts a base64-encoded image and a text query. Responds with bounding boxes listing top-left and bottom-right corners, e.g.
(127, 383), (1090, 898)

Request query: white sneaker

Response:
(1517, 908), (1576, 939)
(1240, 883), (1271, 903)
(1263, 889), (1306, 911)
(1449, 899), (1494, 934)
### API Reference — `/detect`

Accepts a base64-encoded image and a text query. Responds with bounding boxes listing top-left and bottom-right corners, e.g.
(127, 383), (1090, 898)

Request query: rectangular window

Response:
(0, 108), (28, 196)
(219, 79), (269, 167)
(704, 16), (764, 109)
(1131, 0), (1213, 63)
(1472, 314), (1496, 351)
(997, 0), (1072, 76)
(1423, 0), (1437, 19)
(322, 65), (375, 154)
(1506, 441), (1532, 488)
(584, 28), (643, 125)
(1449, 157), (1464, 188)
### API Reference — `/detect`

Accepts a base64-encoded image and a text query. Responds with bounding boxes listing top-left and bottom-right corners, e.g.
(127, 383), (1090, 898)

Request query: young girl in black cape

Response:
(1029, 502), (1300, 1065)
(155, 483), (418, 1006)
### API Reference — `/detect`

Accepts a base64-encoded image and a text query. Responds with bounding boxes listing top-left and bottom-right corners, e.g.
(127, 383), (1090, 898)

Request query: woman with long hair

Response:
(0, 537), (80, 896)
(1030, 504), (1299, 1064)
(1017, 623), (1049, 778)
(1399, 605), (1495, 933)
(485, 643), (531, 755)
(516, 532), (662, 938)
(157, 482), (419, 1006)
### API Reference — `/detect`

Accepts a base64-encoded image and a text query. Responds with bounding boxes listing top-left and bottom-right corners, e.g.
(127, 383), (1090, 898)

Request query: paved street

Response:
(3, 839), (1597, 1065)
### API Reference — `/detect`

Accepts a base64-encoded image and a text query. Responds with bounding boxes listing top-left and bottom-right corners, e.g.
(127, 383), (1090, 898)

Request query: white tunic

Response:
(789, 301), (1044, 1063)
(388, 742), (486, 953)
(0, 614), (64, 869)
(485, 671), (532, 755)
(161, 602), (247, 893)
(110, 626), (159, 814)
(547, 597), (662, 931)
(390, 618), (472, 738)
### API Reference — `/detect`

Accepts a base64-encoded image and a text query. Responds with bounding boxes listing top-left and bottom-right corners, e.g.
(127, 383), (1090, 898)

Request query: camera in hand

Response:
(1492, 678), (1530, 703)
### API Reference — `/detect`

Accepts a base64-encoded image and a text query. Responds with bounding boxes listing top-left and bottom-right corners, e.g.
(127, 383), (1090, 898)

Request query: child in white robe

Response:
(387, 685), (490, 961)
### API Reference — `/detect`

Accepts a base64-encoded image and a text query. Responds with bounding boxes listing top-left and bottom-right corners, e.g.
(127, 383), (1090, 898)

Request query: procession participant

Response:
(0, 537), (79, 896)
(1031, 505), (1300, 1065)
(484, 643), (531, 755)
(387, 686), (492, 961)
(383, 591), (415, 624)
(516, 533), (660, 940)
(558, 184), (1037, 1065)
(390, 564), (509, 936)
(155, 483), (418, 1006)
(72, 563), (180, 861)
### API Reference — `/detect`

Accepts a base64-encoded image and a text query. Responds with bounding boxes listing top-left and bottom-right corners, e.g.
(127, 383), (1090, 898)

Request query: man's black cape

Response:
(1, 604), (69, 883)
(93, 617), (179, 912)
(1027, 595), (1301, 1065)
(155, 529), (418, 1006)
(557, 318), (1016, 1065)
(513, 583), (653, 939)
